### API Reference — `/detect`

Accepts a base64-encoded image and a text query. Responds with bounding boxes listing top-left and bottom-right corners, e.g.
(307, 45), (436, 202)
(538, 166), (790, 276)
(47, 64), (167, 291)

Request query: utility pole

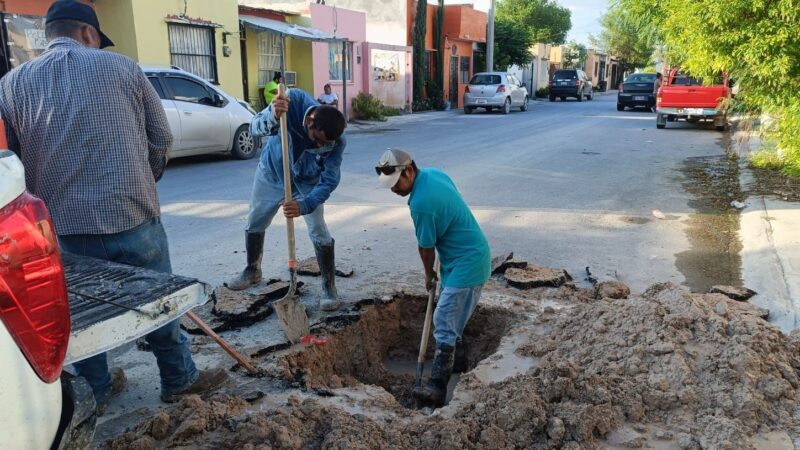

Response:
(486, 0), (495, 72)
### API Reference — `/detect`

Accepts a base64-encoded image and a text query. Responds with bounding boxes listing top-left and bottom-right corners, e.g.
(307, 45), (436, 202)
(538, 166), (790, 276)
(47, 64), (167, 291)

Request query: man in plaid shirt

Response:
(0, 1), (227, 409)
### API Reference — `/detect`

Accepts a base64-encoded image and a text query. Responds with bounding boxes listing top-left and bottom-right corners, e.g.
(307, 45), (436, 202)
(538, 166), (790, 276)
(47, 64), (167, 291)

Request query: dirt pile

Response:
(107, 282), (800, 450)
(519, 282), (800, 448)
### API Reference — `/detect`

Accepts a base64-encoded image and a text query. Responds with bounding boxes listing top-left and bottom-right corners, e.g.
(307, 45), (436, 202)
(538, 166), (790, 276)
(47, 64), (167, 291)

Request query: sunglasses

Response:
(375, 165), (406, 176)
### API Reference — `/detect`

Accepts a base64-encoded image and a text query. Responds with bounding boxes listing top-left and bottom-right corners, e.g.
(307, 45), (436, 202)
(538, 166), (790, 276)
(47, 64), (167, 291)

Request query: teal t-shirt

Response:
(408, 168), (491, 288)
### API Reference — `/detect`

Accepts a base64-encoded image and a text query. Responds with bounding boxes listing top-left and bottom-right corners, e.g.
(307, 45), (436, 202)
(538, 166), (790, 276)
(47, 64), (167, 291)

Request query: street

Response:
(160, 93), (730, 294)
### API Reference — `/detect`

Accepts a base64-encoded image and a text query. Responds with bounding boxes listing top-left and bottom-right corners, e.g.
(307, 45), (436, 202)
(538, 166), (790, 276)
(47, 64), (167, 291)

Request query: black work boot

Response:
(225, 232), (265, 290)
(413, 344), (455, 407)
(453, 337), (468, 374)
(314, 239), (341, 311)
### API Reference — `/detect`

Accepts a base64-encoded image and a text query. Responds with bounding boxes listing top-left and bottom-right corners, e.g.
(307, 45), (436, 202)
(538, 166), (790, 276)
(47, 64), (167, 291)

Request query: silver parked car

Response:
(464, 72), (529, 114)
(142, 66), (259, 160)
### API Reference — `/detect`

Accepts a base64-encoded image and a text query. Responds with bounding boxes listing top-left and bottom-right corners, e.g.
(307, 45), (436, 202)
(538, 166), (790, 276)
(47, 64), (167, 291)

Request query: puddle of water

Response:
(675, 153), (744, 292)
(470, 332), (539, 384)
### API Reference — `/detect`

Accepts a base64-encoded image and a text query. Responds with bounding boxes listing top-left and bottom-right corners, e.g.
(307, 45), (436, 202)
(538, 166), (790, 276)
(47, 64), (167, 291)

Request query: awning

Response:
(239, 15), (344, 42)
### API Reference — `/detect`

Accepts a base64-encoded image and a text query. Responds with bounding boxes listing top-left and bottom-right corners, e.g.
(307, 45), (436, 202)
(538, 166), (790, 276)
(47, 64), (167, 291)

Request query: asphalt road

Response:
(93, 92), (736, 442)
(159, 92), (729, 293)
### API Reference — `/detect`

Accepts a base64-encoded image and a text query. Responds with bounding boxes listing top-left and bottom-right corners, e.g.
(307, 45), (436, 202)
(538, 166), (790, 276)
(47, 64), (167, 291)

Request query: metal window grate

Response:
(168, 24), (217, 83)
(256, 31), (281, 86)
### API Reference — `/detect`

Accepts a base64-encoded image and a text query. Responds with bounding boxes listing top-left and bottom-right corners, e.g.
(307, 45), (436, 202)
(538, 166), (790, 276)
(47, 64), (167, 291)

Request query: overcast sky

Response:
(444, 0), (608, 47)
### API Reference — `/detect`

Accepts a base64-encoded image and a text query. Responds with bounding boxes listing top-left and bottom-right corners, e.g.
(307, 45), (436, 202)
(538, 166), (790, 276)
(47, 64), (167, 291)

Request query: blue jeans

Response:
(246, 163), (333, 246)
(433, 285), (483, 347)
(59, 218), (199, 403)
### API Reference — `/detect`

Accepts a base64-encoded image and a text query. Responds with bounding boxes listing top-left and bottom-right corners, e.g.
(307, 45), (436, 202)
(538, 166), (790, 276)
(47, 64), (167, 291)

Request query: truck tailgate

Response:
(63, 252), (209, 364)
(659, 85), (727, 108)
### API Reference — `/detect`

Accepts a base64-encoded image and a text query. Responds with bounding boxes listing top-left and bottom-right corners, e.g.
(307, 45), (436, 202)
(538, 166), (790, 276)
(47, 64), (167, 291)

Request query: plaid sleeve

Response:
(138, 67), (172, 180)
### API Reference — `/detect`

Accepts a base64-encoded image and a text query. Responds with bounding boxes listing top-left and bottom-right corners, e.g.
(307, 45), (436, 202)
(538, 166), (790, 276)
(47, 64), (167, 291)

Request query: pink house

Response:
(310, 4), (366, 116)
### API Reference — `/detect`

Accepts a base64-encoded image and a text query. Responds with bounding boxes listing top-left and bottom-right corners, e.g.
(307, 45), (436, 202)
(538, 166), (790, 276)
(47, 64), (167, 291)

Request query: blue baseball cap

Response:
(46, 1), (114, 48)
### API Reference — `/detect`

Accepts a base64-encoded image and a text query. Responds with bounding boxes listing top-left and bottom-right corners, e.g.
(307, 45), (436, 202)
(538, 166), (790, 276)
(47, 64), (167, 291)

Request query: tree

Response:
(615, 0), (800, 176)
(411, 0), (427, 102)
(589, 6), (654, 74)
(563, 40), (587, 69)
(433, 0), (445, 92)
(493, 17), (535, 69)
(496, 0), (572, 45)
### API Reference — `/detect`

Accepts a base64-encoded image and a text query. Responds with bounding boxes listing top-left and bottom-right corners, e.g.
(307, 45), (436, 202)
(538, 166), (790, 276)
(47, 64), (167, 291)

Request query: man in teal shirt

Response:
(376, 149), (491, 407)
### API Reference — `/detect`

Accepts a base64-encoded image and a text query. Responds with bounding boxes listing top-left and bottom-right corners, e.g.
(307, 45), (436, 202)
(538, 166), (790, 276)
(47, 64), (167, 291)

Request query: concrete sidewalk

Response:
(740, 184), (800, 332)
(347, 109), (462, 134)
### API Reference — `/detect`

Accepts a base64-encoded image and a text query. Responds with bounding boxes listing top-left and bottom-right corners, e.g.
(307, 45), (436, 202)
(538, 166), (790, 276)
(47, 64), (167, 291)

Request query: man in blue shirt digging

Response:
(376, 149), (491, 407)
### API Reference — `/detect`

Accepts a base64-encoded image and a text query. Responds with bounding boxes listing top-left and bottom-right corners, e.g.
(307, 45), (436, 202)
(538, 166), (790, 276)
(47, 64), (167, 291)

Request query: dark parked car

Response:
(617, 73), (657, 111)
(549, 69), (593, 102)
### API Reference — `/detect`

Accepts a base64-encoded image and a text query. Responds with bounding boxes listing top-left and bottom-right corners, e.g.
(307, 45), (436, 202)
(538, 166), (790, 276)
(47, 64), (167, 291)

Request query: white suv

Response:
(142, 66), (258, 160)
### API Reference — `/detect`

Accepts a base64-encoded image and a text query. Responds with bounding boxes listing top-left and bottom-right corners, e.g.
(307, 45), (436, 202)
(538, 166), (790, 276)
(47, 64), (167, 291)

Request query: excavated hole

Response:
(279, 296), (518, 408)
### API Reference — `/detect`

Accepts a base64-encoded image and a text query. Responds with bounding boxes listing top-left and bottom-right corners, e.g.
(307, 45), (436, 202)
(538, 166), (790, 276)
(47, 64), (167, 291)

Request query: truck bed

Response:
(63, 253), (209, 364)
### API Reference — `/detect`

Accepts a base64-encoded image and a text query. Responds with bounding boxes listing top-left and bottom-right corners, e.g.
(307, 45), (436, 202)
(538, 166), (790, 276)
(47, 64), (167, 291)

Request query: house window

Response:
(459, 56), (470, 84)
(256, 31), (281, 87)
(168, 24), (217, 83)
(329, 41), (353, 81)
(425, 50), (436, 81)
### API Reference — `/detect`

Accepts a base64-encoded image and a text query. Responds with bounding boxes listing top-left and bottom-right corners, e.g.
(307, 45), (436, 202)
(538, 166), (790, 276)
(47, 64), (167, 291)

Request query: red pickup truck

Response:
(655, 68), (731, 131)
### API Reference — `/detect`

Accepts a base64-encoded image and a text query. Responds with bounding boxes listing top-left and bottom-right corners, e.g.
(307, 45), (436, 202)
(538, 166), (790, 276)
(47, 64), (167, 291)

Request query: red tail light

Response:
(0, 189), (69, 384)
(496, 85), (506, 93)
(464, 85), (470, 93)
(619, 84), (624, 93)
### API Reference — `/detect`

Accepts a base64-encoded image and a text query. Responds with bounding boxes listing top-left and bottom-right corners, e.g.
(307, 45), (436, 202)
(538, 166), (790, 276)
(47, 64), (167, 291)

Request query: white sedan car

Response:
(142, 66), (258, 160)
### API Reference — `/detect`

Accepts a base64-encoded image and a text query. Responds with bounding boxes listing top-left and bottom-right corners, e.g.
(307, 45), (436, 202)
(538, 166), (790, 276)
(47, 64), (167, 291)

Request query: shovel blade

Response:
(274, 294), (309, 344)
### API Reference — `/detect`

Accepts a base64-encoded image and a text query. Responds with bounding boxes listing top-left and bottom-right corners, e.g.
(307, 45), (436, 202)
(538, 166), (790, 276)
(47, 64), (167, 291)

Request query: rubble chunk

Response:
(594, 281), (631, 299)
(504, 265), (571, 289)
(490, 252), (528, 275)
(297, 257), (354, 277)
(708, 285), (757, 301)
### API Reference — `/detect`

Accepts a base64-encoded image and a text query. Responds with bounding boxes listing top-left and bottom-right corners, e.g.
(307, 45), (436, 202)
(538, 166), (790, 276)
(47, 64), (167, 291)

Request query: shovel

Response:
(414, 260), (439, 408)
(272, 83), (310, 344)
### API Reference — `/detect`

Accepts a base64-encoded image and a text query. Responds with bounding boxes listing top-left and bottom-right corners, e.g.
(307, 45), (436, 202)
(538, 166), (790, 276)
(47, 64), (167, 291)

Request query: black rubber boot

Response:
(314, 239), (341, 311)
(225, 232), (264, 290)
(413, 344), (454, 407)
(453, 337), (468, 374)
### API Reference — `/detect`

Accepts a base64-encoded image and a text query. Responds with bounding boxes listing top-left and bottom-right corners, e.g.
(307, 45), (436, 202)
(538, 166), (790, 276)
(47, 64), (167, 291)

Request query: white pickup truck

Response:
(0, 148), (208, 449)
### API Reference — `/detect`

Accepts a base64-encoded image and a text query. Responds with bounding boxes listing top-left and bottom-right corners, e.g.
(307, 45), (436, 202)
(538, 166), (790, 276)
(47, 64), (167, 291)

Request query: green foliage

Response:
(494, 17), (535, 68)
(352, 93), (402, 121)
(426, 80), (446, 110)
(589, 6), (654, 73)
(496, 0), (571, 45)
(434, 0), (445, 89)
(563, 40), (587, 69)
(535, 87), (549, 98)
(411, 0), (427, 102)
(615, 0), (800, 176)
(412, 98), (433, 112)
(750, 147), (786, 171)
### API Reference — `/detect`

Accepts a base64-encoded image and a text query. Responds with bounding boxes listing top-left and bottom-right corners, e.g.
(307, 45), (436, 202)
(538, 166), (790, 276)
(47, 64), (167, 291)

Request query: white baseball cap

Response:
(375, 148), (413, 188)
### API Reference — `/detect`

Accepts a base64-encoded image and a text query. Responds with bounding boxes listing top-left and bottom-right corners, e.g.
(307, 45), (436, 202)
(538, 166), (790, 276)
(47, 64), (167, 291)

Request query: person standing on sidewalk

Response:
(376, 149), (491, 407)
(225, 88), (346, 313)
(0, 1), (228, 409)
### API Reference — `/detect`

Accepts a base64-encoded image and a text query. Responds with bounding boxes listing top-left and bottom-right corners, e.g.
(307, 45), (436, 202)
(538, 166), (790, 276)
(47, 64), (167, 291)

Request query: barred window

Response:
(459, 56), (470, 84)
(168, 24), (217, 83)
(256, 31), (281, 86)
